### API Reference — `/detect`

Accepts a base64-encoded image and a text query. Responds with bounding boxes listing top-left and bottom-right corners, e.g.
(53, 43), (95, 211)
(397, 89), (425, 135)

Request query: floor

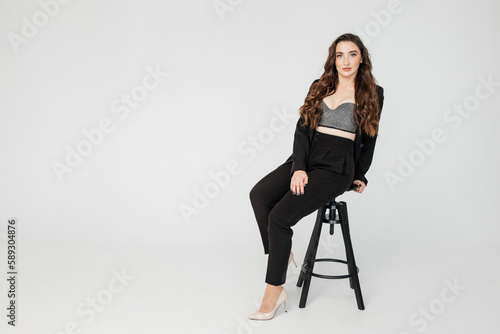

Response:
(1, 218), (497, 334)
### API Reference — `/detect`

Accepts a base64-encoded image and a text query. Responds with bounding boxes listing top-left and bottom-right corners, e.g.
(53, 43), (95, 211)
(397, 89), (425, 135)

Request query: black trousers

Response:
(249, 132), (355, 286)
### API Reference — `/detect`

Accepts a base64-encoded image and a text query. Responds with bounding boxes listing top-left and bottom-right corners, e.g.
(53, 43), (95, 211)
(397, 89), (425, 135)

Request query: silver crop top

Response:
(318, 101), (357, 133)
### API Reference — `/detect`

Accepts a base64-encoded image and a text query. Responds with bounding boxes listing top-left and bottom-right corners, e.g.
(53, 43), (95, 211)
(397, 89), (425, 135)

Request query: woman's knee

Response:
(249, 183), (262, 205)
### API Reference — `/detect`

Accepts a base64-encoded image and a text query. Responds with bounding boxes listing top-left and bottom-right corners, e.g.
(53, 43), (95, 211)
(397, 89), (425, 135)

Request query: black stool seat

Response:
(296, 186), (365, 310)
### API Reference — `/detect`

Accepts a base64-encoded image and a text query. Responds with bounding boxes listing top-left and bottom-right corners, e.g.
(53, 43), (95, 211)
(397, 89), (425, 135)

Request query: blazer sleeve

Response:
(290, 79), (318, 176)
(353, 85), (384, 185)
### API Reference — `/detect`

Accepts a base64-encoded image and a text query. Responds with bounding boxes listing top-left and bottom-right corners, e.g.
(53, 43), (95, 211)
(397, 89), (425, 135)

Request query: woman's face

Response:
(335, 41), (363, 79)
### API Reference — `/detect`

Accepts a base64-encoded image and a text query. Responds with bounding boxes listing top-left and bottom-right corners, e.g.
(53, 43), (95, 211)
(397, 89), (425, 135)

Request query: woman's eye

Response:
(337, 54), (342, 58)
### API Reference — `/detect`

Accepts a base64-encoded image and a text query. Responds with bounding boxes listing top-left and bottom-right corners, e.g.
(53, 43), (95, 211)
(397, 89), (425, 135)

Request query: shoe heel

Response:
(284, 300), (287, 312)
(289, 251), (298, 267)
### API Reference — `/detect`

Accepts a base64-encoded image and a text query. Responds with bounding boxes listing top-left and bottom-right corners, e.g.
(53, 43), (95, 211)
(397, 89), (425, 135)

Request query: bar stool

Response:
(296, 185), (365, 310)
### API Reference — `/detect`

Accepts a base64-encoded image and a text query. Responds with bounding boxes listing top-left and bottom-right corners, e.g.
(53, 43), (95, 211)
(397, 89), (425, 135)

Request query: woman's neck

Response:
(337, 76), (356, 90)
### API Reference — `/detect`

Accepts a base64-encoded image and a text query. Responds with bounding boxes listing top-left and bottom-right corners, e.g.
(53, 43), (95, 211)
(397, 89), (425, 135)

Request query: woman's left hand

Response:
(352, 180), (366, 193)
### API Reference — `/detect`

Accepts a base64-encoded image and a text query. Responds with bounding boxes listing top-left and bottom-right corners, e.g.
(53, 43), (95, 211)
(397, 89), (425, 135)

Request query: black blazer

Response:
(284, 79), (384, 185)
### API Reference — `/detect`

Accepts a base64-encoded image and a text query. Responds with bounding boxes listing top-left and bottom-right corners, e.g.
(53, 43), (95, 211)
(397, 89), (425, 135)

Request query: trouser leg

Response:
(265, 167), (352, 286)
(249, 161), (292, 254)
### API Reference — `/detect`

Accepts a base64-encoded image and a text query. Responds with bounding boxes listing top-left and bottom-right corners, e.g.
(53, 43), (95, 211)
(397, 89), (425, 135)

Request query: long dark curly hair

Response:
(299, 33), (380, 137)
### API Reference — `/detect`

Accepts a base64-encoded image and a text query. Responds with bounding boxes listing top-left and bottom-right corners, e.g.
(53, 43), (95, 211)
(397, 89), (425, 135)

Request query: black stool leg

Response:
(298, 205), (325, 308)
(340, 204), (355, 290)
(338, 202), (365, 310)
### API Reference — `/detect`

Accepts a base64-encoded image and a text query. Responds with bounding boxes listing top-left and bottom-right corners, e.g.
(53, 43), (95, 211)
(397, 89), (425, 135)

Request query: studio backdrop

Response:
(0, 0), (499, 333)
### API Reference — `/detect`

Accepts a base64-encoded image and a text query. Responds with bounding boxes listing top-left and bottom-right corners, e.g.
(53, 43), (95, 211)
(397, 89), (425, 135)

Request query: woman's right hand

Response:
(290, 170), (308, 196)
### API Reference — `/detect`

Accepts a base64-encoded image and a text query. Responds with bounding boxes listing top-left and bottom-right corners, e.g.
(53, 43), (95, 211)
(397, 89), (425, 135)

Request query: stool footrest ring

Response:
(301, 258), (359, 280)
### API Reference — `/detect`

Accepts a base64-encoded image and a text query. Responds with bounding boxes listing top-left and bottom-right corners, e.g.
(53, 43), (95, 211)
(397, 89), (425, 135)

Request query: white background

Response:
(0, 0), (499, 333)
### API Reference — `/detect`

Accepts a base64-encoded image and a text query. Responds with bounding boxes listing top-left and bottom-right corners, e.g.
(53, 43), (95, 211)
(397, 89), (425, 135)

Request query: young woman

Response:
(248, 33), (384, 320)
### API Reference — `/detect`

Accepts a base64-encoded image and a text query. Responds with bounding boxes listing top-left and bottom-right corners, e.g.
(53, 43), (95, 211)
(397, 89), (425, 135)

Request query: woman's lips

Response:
(343, 67), (351, 71)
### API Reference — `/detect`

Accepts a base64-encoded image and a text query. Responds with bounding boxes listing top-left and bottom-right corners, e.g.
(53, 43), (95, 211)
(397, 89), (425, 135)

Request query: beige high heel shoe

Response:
(289, 251), (297, 267)
(248, 287), (288, 320)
